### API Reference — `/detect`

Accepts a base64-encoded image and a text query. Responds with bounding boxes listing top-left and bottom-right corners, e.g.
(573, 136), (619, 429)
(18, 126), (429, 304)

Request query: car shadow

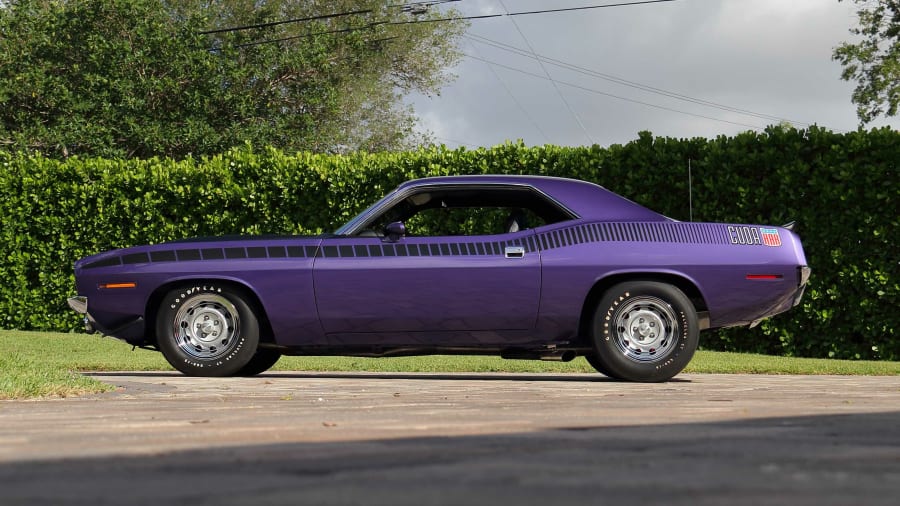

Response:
(85, 371), (692, 383)
(2, 411), (898, 504)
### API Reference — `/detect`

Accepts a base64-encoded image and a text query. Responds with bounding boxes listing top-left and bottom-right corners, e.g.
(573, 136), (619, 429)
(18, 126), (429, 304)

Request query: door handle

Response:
(504, 246), (525, 259)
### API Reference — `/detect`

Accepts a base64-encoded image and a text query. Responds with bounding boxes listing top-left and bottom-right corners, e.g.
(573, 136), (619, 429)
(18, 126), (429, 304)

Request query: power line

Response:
(498, 0), (595, 145)
(466, 38), (551, 143)
(501, 0), (678, 17)
(202, 2), (460, 37)
(463, 52), (768, 131)
(199, 9), (372, 35)
(387, 0), (682, 25)
(465, 33), (817, 128)
(218, 0), (683, 46)
(202, 0), (799, 133)
(389, 0), (462, 14)
(201, 2), (461, 36)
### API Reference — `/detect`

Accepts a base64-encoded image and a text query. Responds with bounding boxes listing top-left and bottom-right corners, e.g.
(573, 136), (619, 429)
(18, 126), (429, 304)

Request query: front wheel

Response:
(589, 281), (699, 382)
(237, 348), (281, 376)
(156, 284), (260, 377)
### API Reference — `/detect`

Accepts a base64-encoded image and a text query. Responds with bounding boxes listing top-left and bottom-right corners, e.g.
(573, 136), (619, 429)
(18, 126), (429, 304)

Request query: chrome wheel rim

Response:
(612, 296), (678, 363)
(172, 294), (240, 360)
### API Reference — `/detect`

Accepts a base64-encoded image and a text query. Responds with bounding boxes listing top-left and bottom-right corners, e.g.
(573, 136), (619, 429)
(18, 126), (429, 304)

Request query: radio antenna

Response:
(688, 158), (693, 222)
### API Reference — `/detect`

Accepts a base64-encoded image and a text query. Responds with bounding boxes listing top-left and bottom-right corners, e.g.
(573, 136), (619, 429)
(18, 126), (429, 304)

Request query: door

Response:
(312, 230), (540, 341)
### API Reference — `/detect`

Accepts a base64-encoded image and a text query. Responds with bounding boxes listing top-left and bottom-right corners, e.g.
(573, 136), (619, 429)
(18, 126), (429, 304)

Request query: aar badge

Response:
(760, 228), (781, 247)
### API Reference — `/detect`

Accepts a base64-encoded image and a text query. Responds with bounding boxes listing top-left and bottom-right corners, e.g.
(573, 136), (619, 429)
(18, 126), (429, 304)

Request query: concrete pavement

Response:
(1, 372), (899, 505)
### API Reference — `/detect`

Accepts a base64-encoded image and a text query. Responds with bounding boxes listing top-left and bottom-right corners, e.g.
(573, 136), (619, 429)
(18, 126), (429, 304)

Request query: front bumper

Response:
(67, 295), (146, 341)
(67, 296), (97, 334)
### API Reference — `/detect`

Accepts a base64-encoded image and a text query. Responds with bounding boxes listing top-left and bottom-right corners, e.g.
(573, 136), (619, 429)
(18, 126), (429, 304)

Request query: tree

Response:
(833, 0), (900, 125)
(0, 0), (465, 158)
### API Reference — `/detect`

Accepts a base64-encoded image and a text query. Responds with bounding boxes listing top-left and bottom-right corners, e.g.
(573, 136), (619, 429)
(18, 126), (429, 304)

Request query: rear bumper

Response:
(748, 265), (810, 328)
(792, 265), (811, 307)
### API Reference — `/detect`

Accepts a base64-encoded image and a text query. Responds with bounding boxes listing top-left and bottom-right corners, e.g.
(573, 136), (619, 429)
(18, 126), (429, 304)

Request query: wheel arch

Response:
(577, 271), (710, 339)
(144, 277), (275, 348)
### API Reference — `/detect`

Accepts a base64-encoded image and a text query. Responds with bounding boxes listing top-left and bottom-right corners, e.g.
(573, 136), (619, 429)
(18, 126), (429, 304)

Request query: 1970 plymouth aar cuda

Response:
(69, 175), (809, 382)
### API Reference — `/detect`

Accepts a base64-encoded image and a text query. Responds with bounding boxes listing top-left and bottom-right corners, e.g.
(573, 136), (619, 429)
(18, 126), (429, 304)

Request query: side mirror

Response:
(384, 221), (406, 242)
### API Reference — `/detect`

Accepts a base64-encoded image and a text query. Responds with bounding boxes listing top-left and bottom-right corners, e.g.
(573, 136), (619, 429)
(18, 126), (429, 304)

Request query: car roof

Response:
(396, 175), (668, 222)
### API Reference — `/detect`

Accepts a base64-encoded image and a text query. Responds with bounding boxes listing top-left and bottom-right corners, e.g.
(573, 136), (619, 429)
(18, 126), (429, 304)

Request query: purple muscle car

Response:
(68, 175), (809, 382)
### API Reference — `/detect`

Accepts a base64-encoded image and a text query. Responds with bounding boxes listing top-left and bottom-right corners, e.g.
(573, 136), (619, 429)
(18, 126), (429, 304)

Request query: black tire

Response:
(236, 348), (281, 376)
(584, 354), (623, 380)
(590, 281), (699, 382)
(156, 284), (260, 377)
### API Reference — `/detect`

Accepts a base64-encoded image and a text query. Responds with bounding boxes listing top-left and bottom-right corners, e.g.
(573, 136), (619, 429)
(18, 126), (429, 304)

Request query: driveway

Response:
(1, 372), (898, 505)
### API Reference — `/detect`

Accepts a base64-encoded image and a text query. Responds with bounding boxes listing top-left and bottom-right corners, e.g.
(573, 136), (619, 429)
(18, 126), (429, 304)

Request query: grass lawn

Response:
(2, 329), (899, 399)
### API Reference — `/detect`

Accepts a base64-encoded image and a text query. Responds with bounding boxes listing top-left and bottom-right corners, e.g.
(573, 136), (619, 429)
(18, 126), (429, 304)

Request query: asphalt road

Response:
(1, 372), (899, 505)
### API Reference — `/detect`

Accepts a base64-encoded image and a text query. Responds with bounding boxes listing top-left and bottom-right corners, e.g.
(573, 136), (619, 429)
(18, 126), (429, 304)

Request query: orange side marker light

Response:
(99, 282), (137, 289)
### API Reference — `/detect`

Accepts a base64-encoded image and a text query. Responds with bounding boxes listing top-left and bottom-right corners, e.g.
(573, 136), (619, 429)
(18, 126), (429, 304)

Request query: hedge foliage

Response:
(1, 126), (897, 359)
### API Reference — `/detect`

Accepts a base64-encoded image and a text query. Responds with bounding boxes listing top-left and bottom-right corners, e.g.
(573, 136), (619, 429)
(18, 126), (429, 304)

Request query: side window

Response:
(359, 186), (572, 237)
(405, 207), (546, 236)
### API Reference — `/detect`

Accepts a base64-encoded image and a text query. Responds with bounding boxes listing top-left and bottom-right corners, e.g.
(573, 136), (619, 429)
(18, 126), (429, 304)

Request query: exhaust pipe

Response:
(540, 350), (577, 362)
(500, 348), (578, 362)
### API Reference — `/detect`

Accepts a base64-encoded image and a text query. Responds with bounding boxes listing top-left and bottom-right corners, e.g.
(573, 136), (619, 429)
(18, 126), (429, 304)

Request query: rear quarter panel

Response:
(535, 220), (805, 337)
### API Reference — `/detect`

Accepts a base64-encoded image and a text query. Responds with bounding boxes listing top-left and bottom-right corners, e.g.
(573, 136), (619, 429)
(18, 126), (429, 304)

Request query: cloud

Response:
(410, 0), (899, 148)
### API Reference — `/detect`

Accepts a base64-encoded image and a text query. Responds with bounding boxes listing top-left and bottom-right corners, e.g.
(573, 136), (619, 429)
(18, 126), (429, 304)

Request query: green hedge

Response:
(1, 126), (897, 359)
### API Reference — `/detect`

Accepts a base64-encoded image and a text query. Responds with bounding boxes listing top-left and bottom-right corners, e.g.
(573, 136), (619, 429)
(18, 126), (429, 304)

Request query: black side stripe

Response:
(534, 222), (733, 251)
(83, 222), (735, 269)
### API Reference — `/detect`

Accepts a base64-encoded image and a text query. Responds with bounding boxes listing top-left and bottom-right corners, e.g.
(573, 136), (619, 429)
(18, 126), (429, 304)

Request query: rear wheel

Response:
(590, 281), (699, 382)
(156, 284), (259, 377)
(584, 354), (622, 380)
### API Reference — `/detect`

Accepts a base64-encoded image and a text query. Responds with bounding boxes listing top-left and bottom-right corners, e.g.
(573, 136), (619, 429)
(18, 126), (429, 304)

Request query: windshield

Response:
(333, 188), (398, 235)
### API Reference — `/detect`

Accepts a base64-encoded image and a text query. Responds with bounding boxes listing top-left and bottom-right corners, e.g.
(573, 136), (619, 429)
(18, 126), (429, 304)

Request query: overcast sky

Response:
(408, 0), (900, 148)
